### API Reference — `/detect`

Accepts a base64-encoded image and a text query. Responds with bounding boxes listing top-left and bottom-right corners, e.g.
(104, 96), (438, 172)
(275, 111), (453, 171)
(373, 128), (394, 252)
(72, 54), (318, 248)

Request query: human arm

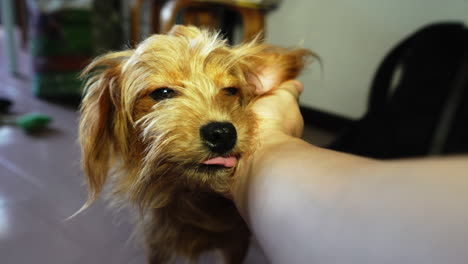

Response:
(232, 81), (468, 264)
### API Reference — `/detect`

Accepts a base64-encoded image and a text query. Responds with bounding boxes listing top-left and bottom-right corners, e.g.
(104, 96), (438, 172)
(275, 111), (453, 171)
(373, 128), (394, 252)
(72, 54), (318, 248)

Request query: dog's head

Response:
(79, 25), (312, 209)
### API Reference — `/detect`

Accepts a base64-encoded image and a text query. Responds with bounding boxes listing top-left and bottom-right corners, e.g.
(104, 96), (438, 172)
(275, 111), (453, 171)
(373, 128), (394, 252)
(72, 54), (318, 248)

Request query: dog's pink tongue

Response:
(203, 156), (237, 167)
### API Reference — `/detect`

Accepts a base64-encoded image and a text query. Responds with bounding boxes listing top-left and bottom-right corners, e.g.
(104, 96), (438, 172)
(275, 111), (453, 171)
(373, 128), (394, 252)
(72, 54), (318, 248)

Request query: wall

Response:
(266, 0), (468, 119)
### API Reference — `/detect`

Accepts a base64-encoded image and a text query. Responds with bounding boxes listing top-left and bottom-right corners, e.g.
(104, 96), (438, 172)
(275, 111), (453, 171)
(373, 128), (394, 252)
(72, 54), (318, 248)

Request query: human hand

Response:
(251, 79), (304, 142)
(230, 80), (305, 201)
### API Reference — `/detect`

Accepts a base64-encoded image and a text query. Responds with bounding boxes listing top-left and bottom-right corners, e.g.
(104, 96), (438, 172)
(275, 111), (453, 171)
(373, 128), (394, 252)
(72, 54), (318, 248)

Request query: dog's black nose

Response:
(200, 122), (237, 154)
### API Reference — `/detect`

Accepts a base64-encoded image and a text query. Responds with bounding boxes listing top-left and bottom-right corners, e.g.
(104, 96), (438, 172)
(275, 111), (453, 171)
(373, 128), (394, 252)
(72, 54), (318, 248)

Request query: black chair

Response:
(329, 22), (468, 159)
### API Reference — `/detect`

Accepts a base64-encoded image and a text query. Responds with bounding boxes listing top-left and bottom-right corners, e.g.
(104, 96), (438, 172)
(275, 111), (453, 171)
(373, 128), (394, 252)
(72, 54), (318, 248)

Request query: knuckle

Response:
(276, 88), (298, 101)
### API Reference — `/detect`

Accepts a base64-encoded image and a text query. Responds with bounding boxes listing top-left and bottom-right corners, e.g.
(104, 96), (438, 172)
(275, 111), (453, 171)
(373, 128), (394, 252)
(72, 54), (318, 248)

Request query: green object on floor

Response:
(15, 113), (52, 133)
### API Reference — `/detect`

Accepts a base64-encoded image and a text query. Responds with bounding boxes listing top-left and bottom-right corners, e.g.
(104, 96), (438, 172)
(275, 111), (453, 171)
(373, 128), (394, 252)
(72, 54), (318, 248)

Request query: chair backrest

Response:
(329, 22), (468, 158)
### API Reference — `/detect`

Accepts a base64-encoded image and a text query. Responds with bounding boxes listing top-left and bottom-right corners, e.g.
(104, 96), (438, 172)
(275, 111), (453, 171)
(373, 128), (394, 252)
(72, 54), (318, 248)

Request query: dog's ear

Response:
(235, 42), (316, 94)
(168, 25), (202, 39)
(79, 50), (132, 206)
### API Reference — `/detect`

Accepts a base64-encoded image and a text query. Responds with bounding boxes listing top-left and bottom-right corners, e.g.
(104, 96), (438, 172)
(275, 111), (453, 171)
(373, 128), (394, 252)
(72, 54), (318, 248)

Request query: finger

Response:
(276, 80), (303, 100)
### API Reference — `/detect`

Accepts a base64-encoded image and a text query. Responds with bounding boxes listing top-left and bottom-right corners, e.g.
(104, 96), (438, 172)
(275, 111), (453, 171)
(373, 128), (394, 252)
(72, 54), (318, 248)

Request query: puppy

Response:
(79, 25), (311, 263)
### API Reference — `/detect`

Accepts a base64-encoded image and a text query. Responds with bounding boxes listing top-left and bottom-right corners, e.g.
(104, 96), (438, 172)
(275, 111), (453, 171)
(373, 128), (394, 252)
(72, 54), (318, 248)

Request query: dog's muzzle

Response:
(200, 121), (237, 154)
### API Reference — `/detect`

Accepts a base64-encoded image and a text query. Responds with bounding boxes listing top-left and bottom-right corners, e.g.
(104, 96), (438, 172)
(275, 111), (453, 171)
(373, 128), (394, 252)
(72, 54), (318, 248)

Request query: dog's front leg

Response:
(143, 210), (177, 264)
(221, 229), (251, 264)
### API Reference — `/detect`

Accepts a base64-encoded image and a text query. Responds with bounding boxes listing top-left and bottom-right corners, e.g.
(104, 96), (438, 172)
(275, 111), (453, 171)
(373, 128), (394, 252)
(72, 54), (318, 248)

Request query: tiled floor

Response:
(0, 29), (335, 264)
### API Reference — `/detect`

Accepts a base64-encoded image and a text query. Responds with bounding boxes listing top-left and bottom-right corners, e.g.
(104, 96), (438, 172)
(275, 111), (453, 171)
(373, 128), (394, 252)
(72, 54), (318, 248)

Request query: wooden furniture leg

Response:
(131, 0), (146, 45)
(150, 0), (164, 33)
(237, 7), (265, 41)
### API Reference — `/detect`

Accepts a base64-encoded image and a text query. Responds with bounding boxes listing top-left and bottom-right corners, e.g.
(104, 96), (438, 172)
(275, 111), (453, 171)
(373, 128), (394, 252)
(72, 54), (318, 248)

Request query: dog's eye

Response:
(149, 87), (177, 101)
(222, 87), (239, 96)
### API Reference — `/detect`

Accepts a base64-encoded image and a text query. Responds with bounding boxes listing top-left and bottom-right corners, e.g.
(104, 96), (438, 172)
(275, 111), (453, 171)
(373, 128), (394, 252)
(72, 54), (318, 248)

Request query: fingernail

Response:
(291, 80), (303, 93)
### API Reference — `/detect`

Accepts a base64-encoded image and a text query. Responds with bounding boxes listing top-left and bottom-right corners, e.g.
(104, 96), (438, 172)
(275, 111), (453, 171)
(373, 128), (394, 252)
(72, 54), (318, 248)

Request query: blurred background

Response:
(0, 0), (467, 263)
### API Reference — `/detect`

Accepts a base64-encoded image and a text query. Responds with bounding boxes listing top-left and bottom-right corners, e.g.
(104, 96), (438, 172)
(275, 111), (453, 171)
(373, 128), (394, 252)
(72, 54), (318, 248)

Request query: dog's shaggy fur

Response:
(79, 25), (311, 263)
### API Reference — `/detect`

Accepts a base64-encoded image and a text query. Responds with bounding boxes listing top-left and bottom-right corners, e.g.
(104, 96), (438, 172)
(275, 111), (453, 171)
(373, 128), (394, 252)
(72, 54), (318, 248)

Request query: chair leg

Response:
(237, 7), (265, 41)
(130, 0), (146, 45)
(182, 7), (220, 29)
(150, 0), (164, 34)
(1, 0), (18, 76)
(16, 0), (28, 49)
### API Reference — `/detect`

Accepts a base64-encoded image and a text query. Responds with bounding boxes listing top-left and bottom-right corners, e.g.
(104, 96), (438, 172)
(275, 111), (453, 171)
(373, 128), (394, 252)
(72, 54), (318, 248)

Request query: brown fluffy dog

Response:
(79, 25), (311, 263)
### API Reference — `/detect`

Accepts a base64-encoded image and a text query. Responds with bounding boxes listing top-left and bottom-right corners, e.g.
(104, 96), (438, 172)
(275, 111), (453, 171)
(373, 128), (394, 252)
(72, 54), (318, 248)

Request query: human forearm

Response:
(233, 136), (372, 263)
(233, 136), (468, 263)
